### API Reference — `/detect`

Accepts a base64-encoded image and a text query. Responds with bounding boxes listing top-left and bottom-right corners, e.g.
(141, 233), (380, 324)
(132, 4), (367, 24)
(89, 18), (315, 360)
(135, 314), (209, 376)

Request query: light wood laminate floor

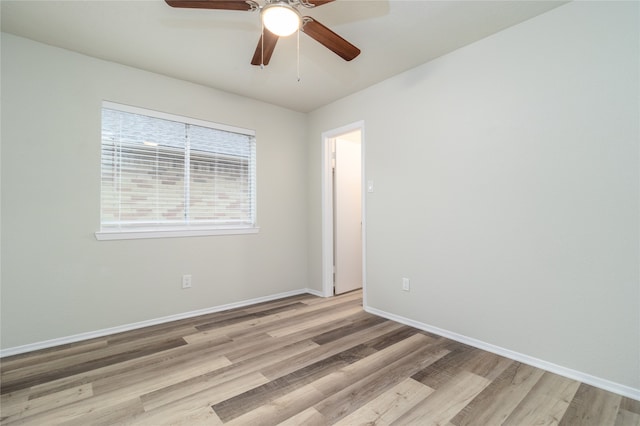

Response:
(1, 290), (638, 425)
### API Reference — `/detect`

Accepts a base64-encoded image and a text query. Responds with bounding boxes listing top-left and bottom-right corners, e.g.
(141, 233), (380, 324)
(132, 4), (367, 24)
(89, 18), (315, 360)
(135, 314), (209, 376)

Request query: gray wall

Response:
(1, 33), (308, 349)
(307, 1), (639, 390)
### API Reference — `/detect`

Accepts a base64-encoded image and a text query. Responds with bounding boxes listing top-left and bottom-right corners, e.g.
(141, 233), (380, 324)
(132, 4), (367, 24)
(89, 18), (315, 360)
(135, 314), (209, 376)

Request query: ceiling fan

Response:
(165, 0), (361, 66)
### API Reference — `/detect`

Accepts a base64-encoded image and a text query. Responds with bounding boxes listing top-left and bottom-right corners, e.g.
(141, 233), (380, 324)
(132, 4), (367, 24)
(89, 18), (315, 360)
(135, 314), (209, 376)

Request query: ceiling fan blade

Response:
(165, 0), (255, 11)
(301, 17), (361, 61)
(251, 29), (279, 66)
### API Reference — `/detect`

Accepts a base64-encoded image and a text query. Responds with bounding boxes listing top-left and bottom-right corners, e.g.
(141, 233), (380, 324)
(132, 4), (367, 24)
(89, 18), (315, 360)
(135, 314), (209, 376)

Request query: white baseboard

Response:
(364, 305), (640, 401)
(304, 288), (325, 298)
(0, 288), (319, 358)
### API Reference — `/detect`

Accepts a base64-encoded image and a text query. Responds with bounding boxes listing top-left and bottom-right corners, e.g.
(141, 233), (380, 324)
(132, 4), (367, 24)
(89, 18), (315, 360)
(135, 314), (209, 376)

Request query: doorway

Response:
(321, 122), (365, 298)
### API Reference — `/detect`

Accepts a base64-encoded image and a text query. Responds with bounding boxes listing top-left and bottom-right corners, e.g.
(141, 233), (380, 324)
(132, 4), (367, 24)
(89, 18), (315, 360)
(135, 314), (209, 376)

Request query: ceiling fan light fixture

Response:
(261, 3), (301, 37)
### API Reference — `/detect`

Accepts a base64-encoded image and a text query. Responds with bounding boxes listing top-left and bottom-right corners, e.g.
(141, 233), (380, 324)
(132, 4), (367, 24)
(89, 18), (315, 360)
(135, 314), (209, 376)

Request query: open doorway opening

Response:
(321, 122), (365, 298)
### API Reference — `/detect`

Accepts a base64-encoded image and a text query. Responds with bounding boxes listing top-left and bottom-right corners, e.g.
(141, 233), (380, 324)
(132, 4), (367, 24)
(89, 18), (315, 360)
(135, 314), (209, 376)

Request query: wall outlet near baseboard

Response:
(402, 277), (410, 292)
(182, 274), (192, 289)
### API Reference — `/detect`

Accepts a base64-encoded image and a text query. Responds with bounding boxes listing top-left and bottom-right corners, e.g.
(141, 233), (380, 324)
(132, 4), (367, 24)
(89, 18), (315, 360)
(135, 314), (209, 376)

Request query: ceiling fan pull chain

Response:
(260, 20), (265, 69)
(297, 28), (301, 82)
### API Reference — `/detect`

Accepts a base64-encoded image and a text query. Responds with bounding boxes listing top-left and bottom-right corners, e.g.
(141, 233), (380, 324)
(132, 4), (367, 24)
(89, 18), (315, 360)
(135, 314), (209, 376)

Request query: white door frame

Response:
(321, 121), (366, 300)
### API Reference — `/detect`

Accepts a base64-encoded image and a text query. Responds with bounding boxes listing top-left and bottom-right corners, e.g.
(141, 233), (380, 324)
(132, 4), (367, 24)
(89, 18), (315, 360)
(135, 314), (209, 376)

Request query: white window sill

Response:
(95, 227), (259, 241)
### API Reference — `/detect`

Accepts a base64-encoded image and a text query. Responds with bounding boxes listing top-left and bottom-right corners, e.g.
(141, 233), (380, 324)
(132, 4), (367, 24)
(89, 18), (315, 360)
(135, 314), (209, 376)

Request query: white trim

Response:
(305, 288), (325, 298)
(360, 130), (367, 307)
(364, 305), (640, 401)
(321, 132), (334, 298)
(0, 288), (315, 358)
(321, 121), (366, 299)
(102, 100), (255, 136)
(95, 226), (259, 241)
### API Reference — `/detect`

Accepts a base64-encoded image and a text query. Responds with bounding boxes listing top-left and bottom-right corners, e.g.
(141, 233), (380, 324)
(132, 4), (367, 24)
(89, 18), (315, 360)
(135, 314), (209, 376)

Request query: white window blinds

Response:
(100, 102), (256, 233)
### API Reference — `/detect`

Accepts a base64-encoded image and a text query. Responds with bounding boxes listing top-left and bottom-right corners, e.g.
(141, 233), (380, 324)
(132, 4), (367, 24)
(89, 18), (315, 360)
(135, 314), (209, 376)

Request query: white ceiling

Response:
(1, 0), (566, 112)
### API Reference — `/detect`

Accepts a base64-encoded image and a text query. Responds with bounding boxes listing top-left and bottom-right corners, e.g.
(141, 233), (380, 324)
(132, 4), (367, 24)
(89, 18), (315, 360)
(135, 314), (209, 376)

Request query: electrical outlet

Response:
(182, 274), (192, 289)
(402, 277), (410, 292)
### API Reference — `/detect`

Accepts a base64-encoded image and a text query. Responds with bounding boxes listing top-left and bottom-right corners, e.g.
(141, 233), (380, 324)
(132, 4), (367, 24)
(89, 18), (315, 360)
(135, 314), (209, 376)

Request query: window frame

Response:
(95, 101), (258, 241)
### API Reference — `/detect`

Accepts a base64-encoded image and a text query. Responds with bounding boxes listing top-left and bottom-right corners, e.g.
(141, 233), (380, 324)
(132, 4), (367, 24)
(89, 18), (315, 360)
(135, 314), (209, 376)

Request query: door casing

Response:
(321, 121), (366, 301)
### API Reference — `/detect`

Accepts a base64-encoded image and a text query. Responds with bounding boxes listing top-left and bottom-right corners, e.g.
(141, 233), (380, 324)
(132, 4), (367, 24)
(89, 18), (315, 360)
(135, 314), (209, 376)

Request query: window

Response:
(96, 101), (257, 240)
